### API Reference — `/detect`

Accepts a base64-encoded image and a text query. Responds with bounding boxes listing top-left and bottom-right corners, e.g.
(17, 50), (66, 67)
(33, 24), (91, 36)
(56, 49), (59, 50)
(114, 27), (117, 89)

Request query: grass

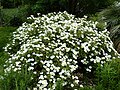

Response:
(1, 8), (19, 26)
(1, 8), (19, 17)
(95, 58), (120, 90)
(0, 27), (16, 75)
(0, 27), (34, 90)
(1, 6), (29, 26)
(0, 27), (17, 51)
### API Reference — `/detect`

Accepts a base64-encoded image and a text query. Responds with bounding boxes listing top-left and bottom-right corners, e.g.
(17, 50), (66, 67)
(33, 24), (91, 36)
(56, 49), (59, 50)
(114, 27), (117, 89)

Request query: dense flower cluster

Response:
(4, 11), (119, 89)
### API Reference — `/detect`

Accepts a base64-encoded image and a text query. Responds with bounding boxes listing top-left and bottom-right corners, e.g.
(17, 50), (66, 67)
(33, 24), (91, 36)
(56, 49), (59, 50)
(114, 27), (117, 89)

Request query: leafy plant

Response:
(0, 68), (33, 90)
(95, 58), (120, 90)
(3, 11), (119, 89)
(99, 1), (120, 53)
(1, 5), (30, 26)
(0, 27), (17, 51)
(30, 0), (117, 17)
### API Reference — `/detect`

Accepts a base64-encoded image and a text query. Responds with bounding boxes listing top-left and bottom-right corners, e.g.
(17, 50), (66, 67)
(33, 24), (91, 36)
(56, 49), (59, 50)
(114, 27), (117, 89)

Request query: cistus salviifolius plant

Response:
(3, 11), (120, 89)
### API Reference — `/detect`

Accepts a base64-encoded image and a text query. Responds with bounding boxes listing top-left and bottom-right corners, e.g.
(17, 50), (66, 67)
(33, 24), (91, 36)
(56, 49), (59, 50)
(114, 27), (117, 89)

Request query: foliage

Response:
(1, 0), (117, 17)
(99, 1), (120, 53)
(0, 69), (33, 90)
(0, 8), (18, 26)
(3, 11), (120, 89)
(95, 58), (120, 90)
(0, 26), (16, 74)
(0, 27), (17, 90)
(1, 5), (30, 26)
(1, 0), (37, 8)
(32, 0), (117, 17)
(0, 27), (17, 51)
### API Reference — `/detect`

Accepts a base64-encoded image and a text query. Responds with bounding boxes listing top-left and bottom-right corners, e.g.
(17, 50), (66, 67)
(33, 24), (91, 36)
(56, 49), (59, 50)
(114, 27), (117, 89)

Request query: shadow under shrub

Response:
(3, 11), (120, 89)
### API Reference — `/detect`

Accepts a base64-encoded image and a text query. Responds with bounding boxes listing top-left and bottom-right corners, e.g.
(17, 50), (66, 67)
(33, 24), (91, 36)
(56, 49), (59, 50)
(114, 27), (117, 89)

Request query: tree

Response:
(31, 0), (117, 17)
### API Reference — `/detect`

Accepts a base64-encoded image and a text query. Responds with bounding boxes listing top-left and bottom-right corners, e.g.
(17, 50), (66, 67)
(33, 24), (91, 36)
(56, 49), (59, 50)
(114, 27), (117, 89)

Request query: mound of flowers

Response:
(4, 11), (119, 89)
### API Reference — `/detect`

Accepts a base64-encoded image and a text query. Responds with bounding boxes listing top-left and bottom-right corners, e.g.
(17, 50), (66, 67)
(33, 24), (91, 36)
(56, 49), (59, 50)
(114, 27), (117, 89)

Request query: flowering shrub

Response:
(4, 11), (119, 89)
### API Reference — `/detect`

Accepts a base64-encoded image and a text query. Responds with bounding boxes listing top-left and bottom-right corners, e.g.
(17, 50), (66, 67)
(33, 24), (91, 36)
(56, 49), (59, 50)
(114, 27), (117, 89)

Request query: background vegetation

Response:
(0, 0), (120, 90)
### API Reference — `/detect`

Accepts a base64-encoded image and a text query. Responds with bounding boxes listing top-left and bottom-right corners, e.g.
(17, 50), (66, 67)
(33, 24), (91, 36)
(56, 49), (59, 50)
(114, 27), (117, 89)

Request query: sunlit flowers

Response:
(4, 11), (119, 89)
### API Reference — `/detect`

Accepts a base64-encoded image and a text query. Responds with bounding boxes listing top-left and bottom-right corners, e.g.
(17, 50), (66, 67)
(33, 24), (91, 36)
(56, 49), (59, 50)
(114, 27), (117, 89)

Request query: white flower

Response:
(61, 60), (67, 66)
(28, 67), (34, 71)
(75, 80), (79, 84)
(13, 68), (18, 72)
(43, 88), (47, 90)
(38, 80), (48, 88)
(86, 68), (91, 72)
(73, 54), (77, 59)
(71, 84), (74, 87)
(71, 49), (78, 55)
(66, 48), (70, 52)
(39, 75), (44, 79)
(4, 11), (119, 90)
(50, 72), (55, 76)
(27, 58), (34, 62)
(84, 46), (90, 52)
(33, 71), (37, 74)
(89, 66), (92, 69)
(27, 54), (31, 57)
(33, 88), (37, 90)
(50, 55), (55, 59)
(46, 68), (50, 72)
(80, 84), (83, 88)
(15, 61), (21, 66)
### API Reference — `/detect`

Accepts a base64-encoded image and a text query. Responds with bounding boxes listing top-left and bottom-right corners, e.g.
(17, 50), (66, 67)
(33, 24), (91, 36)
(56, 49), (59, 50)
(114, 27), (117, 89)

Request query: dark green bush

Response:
(30, 0), (117, 17)
(1, 5), (30, 26)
